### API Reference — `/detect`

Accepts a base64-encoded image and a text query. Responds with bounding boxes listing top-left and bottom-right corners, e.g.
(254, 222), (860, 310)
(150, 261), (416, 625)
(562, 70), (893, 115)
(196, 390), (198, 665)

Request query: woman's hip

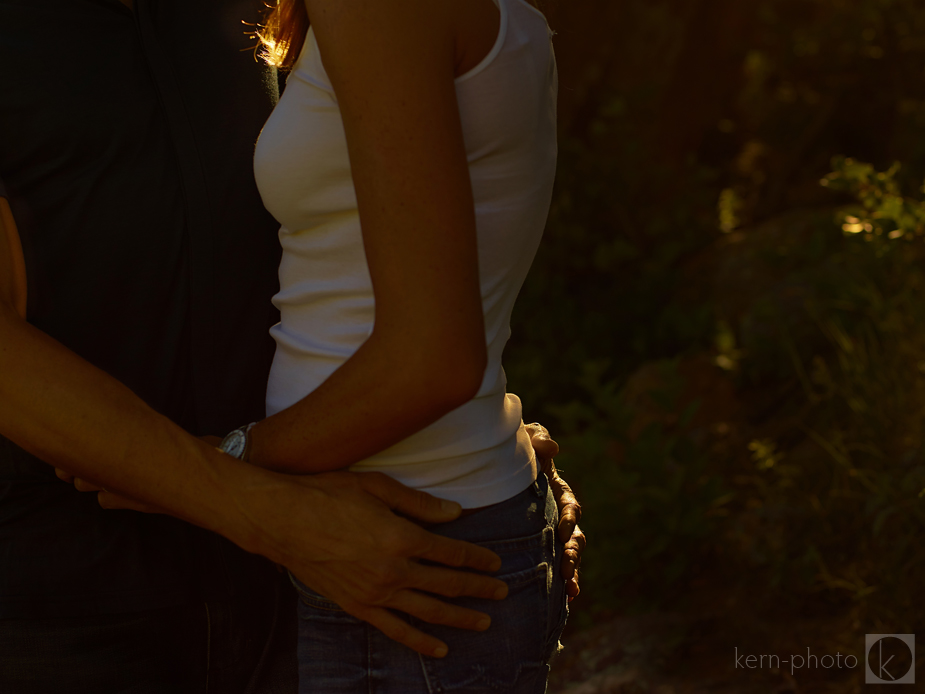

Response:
(291, 474), (568, 692)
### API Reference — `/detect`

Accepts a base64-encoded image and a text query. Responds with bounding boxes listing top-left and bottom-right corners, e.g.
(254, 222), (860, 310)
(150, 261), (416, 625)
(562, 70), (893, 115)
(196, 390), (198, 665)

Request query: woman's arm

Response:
(0, 194), (506, 657)
(249, 0), (488, 473)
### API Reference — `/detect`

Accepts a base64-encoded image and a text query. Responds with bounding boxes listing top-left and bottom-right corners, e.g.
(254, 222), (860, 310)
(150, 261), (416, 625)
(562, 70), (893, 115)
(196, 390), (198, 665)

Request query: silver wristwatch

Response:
(218, 422), (257, 460)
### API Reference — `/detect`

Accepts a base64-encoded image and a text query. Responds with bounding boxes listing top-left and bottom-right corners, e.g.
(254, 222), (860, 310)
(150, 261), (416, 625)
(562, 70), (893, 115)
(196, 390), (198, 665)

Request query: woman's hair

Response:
(257, 0), (544, 72)
(257, 0), (310, 71)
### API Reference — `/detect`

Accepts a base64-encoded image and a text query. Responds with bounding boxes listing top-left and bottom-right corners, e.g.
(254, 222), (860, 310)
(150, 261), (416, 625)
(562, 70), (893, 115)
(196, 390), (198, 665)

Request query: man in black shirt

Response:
(0, 0), (583, 691)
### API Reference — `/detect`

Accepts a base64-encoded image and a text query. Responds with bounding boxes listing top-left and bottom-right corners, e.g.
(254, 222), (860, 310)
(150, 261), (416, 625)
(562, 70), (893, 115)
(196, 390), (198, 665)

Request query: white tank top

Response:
(253, 0), (558, 507)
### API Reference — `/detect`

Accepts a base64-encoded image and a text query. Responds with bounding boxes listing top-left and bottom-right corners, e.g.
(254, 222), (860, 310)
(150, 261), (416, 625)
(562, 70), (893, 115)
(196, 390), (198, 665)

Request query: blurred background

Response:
(507, 1), (925, 691)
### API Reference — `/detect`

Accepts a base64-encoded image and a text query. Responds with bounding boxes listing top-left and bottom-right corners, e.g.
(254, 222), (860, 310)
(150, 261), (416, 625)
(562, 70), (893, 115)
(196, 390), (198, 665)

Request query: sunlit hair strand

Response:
(257, 0), (310, 71)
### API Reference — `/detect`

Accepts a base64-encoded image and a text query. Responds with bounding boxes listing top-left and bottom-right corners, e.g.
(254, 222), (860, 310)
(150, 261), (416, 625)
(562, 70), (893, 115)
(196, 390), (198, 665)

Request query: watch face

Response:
(220, 430), (247, 459)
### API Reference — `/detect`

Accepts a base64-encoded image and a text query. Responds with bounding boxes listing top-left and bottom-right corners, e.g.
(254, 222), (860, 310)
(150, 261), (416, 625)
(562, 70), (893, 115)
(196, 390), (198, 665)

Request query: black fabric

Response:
(0, 571), (298, 693)
(0, 0), (284, 618)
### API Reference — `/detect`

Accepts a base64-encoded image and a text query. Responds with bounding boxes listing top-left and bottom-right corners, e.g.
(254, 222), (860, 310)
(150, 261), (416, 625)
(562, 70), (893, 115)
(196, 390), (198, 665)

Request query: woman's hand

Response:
(54, 466), (164, 513)
(526, 422), (585, 602)
(54, 433), (226, 514)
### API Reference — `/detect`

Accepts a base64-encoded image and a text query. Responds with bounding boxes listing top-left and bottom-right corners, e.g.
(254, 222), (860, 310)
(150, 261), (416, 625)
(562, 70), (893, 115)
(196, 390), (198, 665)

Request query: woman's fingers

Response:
(349, 604), (450, 658)
(385, 590), (491, 631)
(59, 470), (162, 514)
(408, 560), (507, 601)
(97, 490), (163, 514)
(61, 470), (160, 514)
(73, 477), (105, 493)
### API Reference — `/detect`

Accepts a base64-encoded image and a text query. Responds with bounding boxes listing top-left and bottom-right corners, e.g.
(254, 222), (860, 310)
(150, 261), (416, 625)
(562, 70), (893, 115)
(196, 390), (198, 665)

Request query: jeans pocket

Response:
(417, 561), (552, 693)
(289, 572), (358, 619)
(543, 574), (569, 665)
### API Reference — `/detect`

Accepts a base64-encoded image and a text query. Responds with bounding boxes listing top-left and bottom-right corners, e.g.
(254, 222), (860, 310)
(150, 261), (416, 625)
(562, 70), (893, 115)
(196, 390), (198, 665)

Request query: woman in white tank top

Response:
(250, 0), (566, 690)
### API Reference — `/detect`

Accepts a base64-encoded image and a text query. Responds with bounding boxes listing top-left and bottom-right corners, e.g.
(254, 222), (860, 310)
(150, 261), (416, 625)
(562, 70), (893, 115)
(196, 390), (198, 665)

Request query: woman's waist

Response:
(266, 336), (509, 417)
(349, 402), (536, 508)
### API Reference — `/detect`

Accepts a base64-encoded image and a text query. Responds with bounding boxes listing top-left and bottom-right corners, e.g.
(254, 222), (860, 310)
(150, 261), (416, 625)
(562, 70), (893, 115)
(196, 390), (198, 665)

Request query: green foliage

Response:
(730, 161), (925, 625)
(823, 157), (925, 240)
(504, 0), (925, 626)
(550, 361), (729, 616)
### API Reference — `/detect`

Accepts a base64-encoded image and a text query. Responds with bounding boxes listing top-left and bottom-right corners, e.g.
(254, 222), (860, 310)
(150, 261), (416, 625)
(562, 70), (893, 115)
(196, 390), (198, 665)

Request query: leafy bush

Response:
(728, 160), (925, 626)
(505, 0), (925, 626)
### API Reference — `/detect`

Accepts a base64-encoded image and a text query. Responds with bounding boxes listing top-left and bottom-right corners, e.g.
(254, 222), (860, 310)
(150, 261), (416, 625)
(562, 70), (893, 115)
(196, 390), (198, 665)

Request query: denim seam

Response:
(289, 570), (344, 611)
(499, 563), (548, 588)
(418, 651), (437, 694)
(416, 564), (550, 692)
(479, 529), (548, 554)
(366, 620), (373, 694)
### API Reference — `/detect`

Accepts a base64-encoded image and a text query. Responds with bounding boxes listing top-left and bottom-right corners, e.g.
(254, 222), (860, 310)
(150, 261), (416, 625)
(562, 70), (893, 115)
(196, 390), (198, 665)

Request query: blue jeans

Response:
(290, 474), (568, 693)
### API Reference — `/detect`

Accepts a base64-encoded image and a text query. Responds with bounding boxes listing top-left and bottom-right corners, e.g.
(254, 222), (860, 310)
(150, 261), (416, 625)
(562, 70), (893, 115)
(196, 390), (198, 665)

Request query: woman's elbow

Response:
(425, 343), (487, 409)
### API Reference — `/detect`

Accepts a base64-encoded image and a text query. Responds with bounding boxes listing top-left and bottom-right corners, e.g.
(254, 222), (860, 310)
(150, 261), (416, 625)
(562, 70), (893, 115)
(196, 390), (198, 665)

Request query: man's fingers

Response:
(418, 533), (502, 574)
(558, 502), (581, 543)
(410, 562), (508, 601)
(566, 576), (580, 601)
(569, 526), (586, 555)
(558, 512), (576, 544)
(351, 605), (449, 658)
(386, 590), (491, 631)
(563, 526), (584, 601)
(54, 468), (74, 483)
(551, 473), (581, 543)
(545, 463), (582, 544)
(560, 525), (585, 587)
(526, 422), (559, 459)
(358, 472), (462, 524)
(562, 545), (581, 580)
(565, 525), (586, 565)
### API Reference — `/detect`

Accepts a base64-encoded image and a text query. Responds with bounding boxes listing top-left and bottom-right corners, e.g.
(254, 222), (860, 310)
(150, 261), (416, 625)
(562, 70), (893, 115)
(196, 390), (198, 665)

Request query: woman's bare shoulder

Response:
(303, 0), (452, 35)
(303, 0), (455, 85)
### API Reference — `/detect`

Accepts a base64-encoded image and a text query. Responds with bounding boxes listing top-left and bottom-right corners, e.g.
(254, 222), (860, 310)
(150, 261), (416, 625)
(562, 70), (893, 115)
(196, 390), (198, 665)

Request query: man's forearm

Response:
(0, 302), (261, 549)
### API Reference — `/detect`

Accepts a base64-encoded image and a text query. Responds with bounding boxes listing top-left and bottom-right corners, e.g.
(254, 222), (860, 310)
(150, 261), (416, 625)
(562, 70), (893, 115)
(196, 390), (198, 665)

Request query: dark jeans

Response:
(0, 571), (297, 694)
(291, 474), (568, 694)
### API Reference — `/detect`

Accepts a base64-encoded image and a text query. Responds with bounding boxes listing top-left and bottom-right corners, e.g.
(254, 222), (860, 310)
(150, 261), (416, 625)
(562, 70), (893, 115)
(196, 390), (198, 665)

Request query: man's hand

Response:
(236, 470), (507, 658)
(526, 422), (586, 601)
(58, 422), (581, 651)
(61, 462), (509, 659)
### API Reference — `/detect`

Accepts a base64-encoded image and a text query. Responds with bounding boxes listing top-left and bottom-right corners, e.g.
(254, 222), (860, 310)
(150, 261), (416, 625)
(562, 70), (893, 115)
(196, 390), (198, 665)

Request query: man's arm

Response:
(0, 195), (506, 658)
